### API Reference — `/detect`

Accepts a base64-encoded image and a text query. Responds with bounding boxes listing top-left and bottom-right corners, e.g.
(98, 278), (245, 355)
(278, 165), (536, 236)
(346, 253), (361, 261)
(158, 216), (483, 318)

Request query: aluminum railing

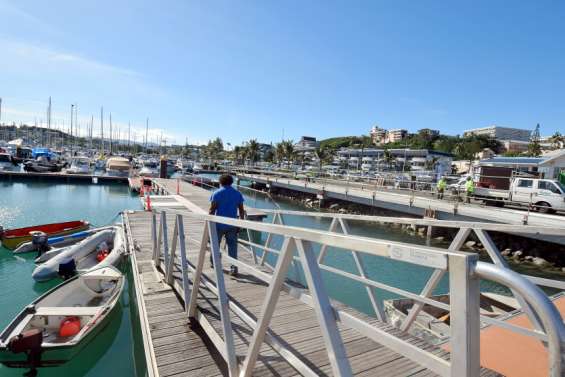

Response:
(149, 208), (565, 377)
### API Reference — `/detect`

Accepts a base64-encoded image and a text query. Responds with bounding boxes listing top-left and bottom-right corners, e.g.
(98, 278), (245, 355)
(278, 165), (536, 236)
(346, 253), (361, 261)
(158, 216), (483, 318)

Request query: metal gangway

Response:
(145, 207), (565, 377)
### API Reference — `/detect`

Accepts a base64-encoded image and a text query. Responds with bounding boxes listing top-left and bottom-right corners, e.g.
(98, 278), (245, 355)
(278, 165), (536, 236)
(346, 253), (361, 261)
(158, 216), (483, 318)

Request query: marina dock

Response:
(236, 172), (565, 245)
(0, 170), (128, 183)
(123, 179), (565, 377)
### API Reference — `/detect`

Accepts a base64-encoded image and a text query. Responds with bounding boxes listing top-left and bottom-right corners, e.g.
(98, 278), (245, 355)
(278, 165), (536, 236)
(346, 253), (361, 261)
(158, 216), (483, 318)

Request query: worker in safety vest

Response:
(465, 176), (475, 203)
(436, 176), (447, 199)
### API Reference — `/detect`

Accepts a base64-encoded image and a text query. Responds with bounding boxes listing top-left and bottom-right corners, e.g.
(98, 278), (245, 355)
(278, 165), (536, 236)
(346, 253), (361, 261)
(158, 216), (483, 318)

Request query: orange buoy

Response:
(59, 316), (81, 337)
(96, 250), (109, 262)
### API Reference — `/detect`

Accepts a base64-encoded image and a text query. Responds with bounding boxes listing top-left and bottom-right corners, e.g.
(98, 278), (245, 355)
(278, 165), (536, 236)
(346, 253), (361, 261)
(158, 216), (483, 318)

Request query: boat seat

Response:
(35, 306), (100, 316)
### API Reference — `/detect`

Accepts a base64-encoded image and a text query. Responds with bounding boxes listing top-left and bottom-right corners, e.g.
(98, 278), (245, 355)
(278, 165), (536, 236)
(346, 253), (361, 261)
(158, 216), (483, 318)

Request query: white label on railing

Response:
(388, 246), (447, 269)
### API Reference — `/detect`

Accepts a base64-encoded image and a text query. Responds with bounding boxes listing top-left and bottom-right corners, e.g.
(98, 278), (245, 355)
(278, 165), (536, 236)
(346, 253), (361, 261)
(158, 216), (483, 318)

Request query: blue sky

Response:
(1, 1), (564, 146)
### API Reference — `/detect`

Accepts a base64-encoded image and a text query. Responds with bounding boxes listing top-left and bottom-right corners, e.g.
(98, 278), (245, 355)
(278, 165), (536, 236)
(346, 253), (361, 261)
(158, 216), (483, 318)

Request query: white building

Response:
(337, 148), (452, 175)
(463, 126), (531, 142)
(294, 136), (319, 152)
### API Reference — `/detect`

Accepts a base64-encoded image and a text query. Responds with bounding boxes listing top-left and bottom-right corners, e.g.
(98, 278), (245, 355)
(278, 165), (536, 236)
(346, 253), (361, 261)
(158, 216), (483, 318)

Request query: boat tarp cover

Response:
(106, 157), (130, 171)
(32, 148), (53, 159)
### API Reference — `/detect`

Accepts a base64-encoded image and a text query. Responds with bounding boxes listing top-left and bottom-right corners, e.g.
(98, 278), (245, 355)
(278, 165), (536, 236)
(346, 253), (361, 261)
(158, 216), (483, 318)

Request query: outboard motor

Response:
(30, 231), (49, 258)
(58, 259), (77, 280)
(7, 328), (43, 377)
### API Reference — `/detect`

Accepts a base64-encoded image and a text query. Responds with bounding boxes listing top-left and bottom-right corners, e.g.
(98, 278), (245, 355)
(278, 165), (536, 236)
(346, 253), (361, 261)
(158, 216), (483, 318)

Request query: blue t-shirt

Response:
(210, 185), (244, 230)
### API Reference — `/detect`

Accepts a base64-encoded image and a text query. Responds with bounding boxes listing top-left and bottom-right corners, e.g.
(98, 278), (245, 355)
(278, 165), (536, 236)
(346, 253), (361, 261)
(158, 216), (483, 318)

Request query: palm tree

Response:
(233, 146), (242, 165)
(275, 142), (285, 167)
(247, 139), (260, 166)
(454, 137), (481, 173)
(314, 146), (332, 175)
(282, 140), (294, 169)
(241, 147), (249, 166)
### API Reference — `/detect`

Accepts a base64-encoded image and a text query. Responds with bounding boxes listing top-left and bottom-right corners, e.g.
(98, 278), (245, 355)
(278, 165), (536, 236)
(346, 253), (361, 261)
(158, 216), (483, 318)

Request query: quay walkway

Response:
(235, 173), (565, 245)
(124, 178), (565, 377)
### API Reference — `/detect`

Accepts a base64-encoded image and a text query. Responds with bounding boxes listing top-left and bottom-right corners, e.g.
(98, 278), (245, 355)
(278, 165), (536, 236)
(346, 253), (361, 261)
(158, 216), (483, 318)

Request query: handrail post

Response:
(209, 221), (239, 376)
(188, 221), (209, 319)
(150, 210), (157, 260)
(153, 211), (164, 267)
(161, 211), (169, 269)
(449, 252), (480, 377)
(296, 239), (353, 377)
(176, 215), (191, 312)
(240, 237), (296, 377)
(165, 214), (180, 285)
(401, 227), (471, 332)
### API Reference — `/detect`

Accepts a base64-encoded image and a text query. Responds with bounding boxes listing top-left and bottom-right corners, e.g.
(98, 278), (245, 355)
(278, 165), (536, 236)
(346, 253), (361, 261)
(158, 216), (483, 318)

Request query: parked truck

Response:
(474, 177), (565, 213)
(449, 167), (565, 213)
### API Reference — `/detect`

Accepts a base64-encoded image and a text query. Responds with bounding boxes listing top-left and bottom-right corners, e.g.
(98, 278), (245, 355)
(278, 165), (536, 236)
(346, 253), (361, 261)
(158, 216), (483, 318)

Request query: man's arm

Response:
(238, 203), (245, 220)
(209, 201), (218, 215)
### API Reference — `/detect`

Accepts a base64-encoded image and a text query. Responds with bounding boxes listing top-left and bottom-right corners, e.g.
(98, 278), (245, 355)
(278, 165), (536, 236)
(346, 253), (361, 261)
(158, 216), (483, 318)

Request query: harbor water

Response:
(0, 181), (142, 377)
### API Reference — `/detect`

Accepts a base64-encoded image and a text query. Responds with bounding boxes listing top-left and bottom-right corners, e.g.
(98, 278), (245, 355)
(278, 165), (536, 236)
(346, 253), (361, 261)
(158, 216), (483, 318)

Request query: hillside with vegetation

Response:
(319, 130), (503, 161)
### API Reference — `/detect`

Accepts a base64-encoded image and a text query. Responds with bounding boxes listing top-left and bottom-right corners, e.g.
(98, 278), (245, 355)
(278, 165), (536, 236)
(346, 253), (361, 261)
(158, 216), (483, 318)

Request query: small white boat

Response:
(105, 157), (131, 177)
(66, 157), (92, 174)
(139, 159), (159, 177)
(0, 267), (124, 369)
(175, 158), (193, 173)
(32, 226), (125, 282)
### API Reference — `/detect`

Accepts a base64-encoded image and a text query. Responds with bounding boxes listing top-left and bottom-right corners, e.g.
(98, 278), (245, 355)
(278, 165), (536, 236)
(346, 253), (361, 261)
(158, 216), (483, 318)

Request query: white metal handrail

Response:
(149, 208), (565, 377)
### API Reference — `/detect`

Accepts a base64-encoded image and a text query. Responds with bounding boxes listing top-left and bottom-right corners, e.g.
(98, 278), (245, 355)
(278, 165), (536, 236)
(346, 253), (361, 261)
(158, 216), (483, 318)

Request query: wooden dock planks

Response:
(125, 211), (228, 377)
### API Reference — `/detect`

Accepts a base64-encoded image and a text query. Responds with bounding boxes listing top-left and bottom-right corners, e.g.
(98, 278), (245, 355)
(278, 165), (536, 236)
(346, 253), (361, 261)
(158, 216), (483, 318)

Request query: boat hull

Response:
(1, 221), (90, 250)
(0, 268), (124, 368)
(0, 306), (118, 367)
(32, 226), (125, 282)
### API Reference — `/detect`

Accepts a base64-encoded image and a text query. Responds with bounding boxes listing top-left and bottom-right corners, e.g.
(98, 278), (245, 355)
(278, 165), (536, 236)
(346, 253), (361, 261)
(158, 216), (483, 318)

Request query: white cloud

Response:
(2, 38), (141, 78)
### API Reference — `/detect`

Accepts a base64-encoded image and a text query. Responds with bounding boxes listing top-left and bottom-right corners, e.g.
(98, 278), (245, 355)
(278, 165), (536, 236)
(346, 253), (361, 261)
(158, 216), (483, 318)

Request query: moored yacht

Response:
(66, 157), (92, 174)
(138, 159), (159, 177)
(106, 157), (132, 177)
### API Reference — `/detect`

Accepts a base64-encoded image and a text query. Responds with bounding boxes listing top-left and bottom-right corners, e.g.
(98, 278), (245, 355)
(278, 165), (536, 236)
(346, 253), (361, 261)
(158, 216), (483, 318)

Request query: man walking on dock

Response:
(209, 174), (245, 276)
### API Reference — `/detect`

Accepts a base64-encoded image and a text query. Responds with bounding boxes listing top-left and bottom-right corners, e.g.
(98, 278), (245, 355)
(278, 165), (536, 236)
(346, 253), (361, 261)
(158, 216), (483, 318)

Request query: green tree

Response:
(282, 140), (295, 168)
(454, 138), (481, 172)
(527, 124), (542, 157)
(246, 139), (260, 165)
(275, 142), (285, 166)
(314, 146), (333, 174)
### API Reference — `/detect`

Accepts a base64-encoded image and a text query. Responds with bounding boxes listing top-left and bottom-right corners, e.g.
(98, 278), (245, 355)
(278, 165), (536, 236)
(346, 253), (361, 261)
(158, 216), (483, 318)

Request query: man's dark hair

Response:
(219, 174), (234, 186)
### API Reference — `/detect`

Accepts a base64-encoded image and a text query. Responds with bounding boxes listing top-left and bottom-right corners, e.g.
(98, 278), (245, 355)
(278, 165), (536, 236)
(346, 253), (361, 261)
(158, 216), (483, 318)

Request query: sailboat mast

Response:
(145, 117), (149, 153)
(100, 107), (104, 154)
(74, 104), (78, 150)
(109, 112), (113, 155)
(70, 104), (74, 155)
(47, 97), (51, 147)
(90, 115), (93, 149)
